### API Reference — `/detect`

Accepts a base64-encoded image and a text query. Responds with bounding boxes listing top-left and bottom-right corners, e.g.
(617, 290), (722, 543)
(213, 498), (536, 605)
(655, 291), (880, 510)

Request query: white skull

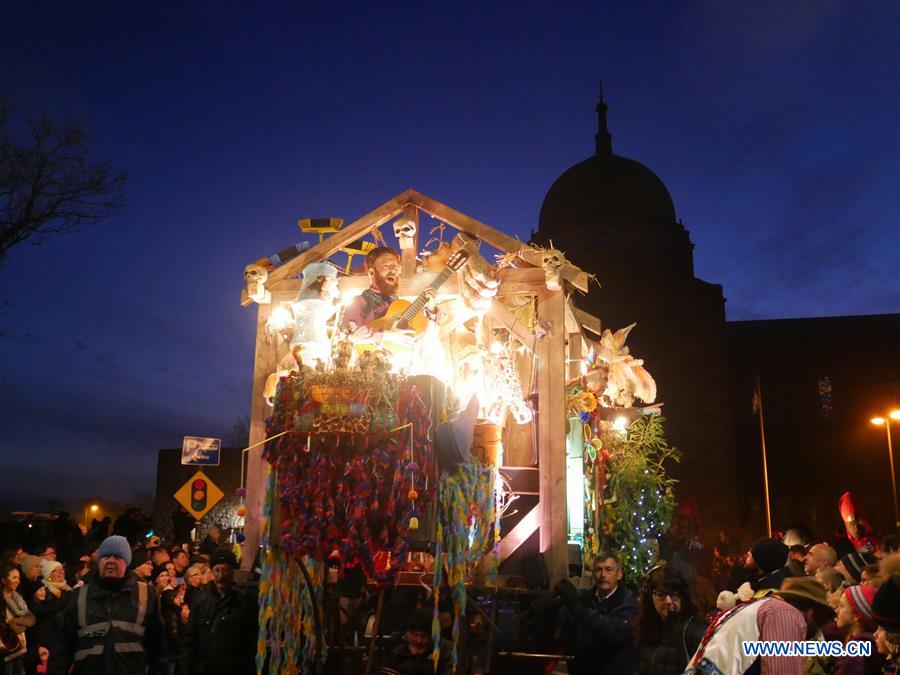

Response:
(244, 263), (268, 285)
(393, 219), (416, 248)
(244, 263), (270, 303)
(541, 248), (565, 291)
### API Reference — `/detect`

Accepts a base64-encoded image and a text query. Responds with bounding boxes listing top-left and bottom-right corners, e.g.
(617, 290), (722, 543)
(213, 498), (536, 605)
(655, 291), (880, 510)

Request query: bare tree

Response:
(0, 96), (126, 263)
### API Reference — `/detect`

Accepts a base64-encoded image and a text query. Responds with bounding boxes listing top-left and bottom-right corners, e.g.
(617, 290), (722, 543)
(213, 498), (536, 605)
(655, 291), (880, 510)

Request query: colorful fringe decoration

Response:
(264, 373), (435, 582)
(431, 459), (499, 672)
(257, 469), (326, 674)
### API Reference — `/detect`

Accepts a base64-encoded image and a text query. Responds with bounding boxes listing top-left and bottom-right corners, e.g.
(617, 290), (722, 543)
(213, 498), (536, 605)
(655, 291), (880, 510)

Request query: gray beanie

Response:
(98, 535), (132, 566)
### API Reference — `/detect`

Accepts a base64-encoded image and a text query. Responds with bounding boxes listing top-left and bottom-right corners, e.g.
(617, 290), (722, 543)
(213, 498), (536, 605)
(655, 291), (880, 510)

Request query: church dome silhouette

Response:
(538, 89), (677, 242)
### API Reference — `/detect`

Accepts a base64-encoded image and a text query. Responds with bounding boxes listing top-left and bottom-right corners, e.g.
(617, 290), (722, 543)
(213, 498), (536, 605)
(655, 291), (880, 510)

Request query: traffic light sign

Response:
(175, 470), (224, 520)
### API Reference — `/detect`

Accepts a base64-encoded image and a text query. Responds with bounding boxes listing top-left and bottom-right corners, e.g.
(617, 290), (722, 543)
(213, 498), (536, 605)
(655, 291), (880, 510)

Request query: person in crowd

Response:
(745, 537), (793, 591)
(67, 554), (92, 589)
(17, 555), (43, 602)
(634, 562), (708, 675)
(198, 526), (224, 558)
(152, 566), (173, 595)
(872, 553), (900, 673)
(159, 584), (189, 675)
(553, 550), (640, 675)
(24, 560), (71, 675)
(838, 551), (877, 585)
(383, 607), (450, 675)
(819, 567), (848, 606)
(182, 565), (206, 591)
(806, 543), (839, 577)
(882, 535), (900, 557)
(787, 544), (808, 578)
(170, 549), (190, 581)
(171, 508), (195, 548)
(151, 546), (171, 569)
(686, 577), (835, 675)
(835, 492), (880, 557)
(0, 549), (24, 572)
(178, 548), (257, 675)
(130, 550), (153, 583)
(2, 564), (35, 675)
(36, 546), (56, 563)
(860, 564), (881, 587)
(63, 535), (162, 674)
(834, 583), (882, 674)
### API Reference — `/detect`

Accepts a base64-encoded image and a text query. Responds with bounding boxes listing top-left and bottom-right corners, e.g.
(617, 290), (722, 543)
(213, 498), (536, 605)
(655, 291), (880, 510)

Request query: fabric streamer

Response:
(431, 459), (499, 672)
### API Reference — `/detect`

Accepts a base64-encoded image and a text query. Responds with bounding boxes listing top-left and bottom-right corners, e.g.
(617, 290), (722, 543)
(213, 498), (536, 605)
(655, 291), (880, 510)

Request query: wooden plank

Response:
(400, 204), (418, 278)
(489, 300), (535, 355)
(410, 190), (590, 292)
(567, 331), (583, 381)
(536, 291), (568, 583)
(241, 303), (278, 569)
(498, 504), (539, 562)
(573, 307), (602, 336)
(265, 189), (412, 287)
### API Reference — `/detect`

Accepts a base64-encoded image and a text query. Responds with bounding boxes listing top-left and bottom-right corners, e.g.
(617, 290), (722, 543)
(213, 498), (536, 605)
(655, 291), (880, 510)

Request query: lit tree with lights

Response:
(599, 414), (679, 586)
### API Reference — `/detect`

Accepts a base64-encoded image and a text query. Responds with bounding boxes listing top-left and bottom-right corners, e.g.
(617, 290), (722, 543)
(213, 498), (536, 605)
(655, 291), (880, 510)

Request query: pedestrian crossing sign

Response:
(174, 470), (224, 521)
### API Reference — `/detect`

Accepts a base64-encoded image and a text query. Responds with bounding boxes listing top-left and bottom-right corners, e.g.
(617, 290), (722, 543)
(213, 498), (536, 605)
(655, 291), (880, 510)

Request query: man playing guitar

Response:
(342, 246), (416, 340)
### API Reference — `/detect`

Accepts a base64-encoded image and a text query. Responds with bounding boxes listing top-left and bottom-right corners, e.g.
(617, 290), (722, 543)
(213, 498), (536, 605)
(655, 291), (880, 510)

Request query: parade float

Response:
(238, 190), (677, 673)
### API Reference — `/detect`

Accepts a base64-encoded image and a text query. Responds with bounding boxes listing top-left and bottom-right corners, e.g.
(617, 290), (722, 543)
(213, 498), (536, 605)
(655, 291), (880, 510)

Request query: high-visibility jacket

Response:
(64, 574), (162, 675)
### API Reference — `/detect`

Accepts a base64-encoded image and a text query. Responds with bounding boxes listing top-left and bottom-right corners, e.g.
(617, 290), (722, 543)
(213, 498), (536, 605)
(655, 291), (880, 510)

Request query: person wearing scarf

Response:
(24, 561), (71, 675)
(2, 564), (35, 675)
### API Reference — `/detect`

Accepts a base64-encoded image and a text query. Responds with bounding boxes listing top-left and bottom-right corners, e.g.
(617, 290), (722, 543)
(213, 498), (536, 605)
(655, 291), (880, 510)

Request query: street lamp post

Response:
(871, 410), (900, 529)
(83, 503), (99, 530)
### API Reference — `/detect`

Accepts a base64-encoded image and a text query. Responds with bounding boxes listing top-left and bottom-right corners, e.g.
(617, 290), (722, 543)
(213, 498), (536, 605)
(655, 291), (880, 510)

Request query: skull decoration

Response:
(541, 248), (565, 292)
(393, 218), (417, 249)
(244, 263), (271, 304)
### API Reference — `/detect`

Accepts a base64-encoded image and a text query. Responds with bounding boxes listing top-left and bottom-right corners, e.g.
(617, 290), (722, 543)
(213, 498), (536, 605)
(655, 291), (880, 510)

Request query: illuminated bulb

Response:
(580, 361), (587, 376)
(490, 341), (505, 355)
(341, 290), (361, 308)
(613, 416), (628, 431)
(891, 410), (900, 420)
(872, 417), (886, 426)
(267, 304), (293, 331)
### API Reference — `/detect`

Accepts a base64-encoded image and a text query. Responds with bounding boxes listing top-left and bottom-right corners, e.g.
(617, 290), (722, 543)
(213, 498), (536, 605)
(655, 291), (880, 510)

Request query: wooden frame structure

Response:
(241, 189), (600, 581)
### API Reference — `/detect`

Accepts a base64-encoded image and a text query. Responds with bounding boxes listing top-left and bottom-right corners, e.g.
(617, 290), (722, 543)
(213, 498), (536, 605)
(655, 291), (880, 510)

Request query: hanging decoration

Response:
(264, 370), (435, 581)
(484, 340), (532, 425)
(431, 459), (500, 673)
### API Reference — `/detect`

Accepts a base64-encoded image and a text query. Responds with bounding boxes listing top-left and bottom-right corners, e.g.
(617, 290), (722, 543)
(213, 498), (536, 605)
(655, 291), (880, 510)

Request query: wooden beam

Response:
(409, 190), (589, 292)
(489, 300), (535, 354)
(573, 307), (602, 336)
(498, 504), (539, 562)
(241, 303), (278, 569)
(400, 204), (418, 278)
(265, 189), (413, 287)
(536, 291), (568, 583)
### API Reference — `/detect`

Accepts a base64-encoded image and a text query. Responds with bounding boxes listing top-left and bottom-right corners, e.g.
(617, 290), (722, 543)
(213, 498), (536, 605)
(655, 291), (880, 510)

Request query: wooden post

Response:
(536, 290), (568, 582)
(242, 302), (277, 568)
(567, 331), (582, 381)
(400, 204), (418, 278)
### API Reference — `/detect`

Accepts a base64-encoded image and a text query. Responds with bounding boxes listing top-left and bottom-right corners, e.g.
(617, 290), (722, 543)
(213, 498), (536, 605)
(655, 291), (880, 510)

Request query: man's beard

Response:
(373, 270), (399, 295)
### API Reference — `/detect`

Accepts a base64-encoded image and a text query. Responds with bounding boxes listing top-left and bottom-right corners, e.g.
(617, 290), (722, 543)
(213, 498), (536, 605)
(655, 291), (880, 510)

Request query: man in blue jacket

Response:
(555, 551), (640, 675)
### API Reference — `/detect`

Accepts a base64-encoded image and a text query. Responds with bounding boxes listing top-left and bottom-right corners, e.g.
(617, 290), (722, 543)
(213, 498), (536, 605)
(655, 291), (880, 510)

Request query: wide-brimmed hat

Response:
(777, 577), (835, 615)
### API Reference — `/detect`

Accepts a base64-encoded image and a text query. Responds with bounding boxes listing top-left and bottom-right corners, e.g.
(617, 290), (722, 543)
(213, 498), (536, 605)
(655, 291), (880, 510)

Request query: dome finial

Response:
(595, 81), (613, 156)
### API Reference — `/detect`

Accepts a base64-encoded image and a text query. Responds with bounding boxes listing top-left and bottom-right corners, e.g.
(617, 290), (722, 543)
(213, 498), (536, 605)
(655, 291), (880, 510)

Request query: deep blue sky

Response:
(1, 2), (898, 511)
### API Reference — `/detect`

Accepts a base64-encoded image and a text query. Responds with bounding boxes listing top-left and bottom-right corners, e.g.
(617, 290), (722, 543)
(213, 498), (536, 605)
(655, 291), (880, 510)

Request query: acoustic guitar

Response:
(353, 247), (470, 354)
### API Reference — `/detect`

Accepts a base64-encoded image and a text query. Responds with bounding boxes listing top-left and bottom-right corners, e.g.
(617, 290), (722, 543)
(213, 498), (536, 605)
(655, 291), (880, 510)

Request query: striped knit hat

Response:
(843, 583), (877, 630)
(840, 551), (873, 583)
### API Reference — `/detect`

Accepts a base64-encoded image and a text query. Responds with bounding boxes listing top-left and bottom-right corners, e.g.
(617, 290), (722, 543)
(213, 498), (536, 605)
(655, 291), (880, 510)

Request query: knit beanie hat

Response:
(840, 551), (873, 583)
(98, 535), (132, 566)
(406, 608), (433, 634)
(209, 548), (237, 569)
(129, 548), (152, 570)
(751, 537), (789, 574)
(873, 577), (900, 631)
(39, 559), (62, 581)
(844, 583), (877, 630)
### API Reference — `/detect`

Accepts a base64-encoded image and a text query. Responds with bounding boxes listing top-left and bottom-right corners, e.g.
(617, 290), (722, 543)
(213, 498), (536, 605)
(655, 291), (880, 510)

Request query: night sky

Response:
(1, 2), (898, 512)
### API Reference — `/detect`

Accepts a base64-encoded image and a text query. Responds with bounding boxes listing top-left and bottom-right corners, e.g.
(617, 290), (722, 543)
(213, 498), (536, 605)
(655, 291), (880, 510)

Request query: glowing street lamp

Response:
(83, 503), (100, 529)
(870, 409), (900, 528)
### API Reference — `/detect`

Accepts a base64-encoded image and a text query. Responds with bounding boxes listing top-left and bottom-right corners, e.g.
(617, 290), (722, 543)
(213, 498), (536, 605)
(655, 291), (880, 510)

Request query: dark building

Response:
(534, 91), (740, 536)
(728, 314), (900, 538)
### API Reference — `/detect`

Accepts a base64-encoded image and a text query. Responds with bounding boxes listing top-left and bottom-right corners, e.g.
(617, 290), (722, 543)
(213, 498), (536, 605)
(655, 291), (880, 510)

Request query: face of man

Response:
(134, 561), (153, 580)
(173, 552), (189, 573)
(41, 547), (56, 561)
(593, 557), (622, 595)
(211, 563), (234, 593)
(13, 548), (24, 565)
(805, 544), (835, 576)
(651, 588), (683, 620)
(368, 253), (400, 295)
(151, 549), (170, 567)
(405, 630), (431, 656)
(99, 555), (127, 579)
